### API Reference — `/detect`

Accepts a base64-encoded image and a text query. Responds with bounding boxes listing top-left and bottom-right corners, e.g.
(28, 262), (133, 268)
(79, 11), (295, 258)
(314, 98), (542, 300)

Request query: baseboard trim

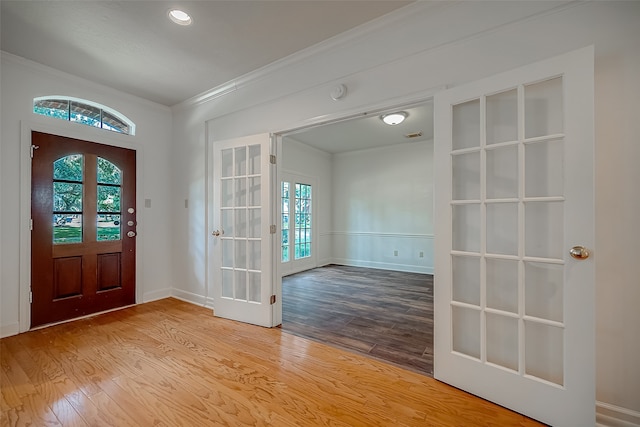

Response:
(1, 322), (20, 338)
(597, 401), (640, 427)
(171, 288), (208, 307)
(142, 288), (172, 303)
(331, 258), (433, 275)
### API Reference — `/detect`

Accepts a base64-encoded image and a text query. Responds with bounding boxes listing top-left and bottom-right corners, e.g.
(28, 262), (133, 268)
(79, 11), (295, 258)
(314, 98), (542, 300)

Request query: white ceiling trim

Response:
(174, 1), (447, 111)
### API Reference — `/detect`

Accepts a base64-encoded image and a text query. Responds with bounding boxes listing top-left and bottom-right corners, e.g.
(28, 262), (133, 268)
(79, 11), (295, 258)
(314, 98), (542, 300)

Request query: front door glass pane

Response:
(97, 158), (122, 241)
(53, 154), (83, 244)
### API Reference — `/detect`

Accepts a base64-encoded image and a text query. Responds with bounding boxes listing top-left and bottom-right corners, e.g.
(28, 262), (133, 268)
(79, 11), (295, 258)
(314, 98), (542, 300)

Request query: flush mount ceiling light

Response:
(168, 9), (192, 25)
(381, 111), (407, 125)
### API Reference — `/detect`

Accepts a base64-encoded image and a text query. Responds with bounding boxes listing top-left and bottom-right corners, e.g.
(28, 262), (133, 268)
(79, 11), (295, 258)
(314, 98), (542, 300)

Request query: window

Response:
(52, 155), (123, 244)
(281, 181), (312, 263)
(34, 97), (136, 135)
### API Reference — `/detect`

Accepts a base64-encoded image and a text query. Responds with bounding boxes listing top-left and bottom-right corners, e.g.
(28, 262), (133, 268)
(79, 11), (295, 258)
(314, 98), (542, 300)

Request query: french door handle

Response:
(212, 230), (222, 237)
(569, 245), (590, 260)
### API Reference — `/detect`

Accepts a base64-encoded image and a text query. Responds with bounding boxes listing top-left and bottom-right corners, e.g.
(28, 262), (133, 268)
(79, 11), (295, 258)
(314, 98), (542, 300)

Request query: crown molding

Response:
(173, 1), (582, 112)
(173, 1), (451, 111)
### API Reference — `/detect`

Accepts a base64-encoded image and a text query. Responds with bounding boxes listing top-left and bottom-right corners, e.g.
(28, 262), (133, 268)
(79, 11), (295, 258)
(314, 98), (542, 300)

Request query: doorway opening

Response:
(278, 100), (435, 375)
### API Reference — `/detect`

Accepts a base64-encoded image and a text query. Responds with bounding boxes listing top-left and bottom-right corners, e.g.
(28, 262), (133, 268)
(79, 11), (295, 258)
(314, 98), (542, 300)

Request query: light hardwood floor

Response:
(1, 298), (542, 426)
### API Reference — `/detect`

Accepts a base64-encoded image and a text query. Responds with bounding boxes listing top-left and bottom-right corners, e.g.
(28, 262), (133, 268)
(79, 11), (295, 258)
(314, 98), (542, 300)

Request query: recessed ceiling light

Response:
(168, 9), (192, 25)
(381, 112), (407, 125)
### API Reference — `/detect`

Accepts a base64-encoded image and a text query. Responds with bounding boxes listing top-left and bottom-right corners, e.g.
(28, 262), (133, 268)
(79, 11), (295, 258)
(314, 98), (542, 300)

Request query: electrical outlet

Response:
(419, 251), (424, 258)
(394, 250), (398, 256)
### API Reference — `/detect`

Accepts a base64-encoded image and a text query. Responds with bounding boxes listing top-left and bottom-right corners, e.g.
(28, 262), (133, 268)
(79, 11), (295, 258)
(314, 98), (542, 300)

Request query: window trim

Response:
(33, 96), (136, 136)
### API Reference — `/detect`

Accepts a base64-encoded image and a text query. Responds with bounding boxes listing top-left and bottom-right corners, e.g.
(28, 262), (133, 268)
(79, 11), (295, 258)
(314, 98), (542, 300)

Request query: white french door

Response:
(211, 133), (276, 327)
(434, 47), (595, 426)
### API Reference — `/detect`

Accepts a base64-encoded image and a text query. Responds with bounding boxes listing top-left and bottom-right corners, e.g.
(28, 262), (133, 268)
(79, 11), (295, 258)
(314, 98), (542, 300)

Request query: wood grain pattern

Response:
(283, 265), (434, 375)
(1, 298), (543, 426)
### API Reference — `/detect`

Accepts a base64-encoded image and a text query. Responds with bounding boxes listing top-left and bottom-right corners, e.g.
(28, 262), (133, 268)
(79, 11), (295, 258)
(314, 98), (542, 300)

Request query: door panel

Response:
(31, 132), (136, 327)
(212, 134), (274, 327)
(434, 47), (594, 426)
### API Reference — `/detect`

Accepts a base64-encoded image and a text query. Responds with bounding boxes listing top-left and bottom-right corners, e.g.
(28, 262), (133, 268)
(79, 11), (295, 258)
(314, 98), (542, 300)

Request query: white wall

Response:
(331, 141), (433, 273)
(172, 1), (640, 421)
(0, 53), (174, 336)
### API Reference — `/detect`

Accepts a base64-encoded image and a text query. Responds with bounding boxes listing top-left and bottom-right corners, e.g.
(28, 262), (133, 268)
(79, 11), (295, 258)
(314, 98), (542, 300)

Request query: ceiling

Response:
(284, 102), (433, 154)
(1, 0), (431, 153)
(1, 0), (412, 107)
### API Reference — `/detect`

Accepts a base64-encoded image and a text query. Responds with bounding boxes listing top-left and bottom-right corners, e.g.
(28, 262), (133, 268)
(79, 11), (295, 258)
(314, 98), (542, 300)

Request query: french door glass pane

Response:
(452, 99), (480, 150)
(248, 145), (261, 175)
(248, 240), (261, 271)
(486, 89), (518, 145)
(235, 209), (247, 237)
(221, 269), (233, 298)
(525, 139), (564, 197)
(248, 177), (261, 206)
(248, 272), (261, 303)
(525, 261), (563, 322)
(221, 180), (233, 207)
(452, 152), (480, 200)
(524, 77), (563, 139)
(234, 147), (247, 176)
(452, 255), (480, 305)
(235, 178), (247, 207)
(452, 204), (480, 253)
(235, 270), (247, 301)
(486, 145), (518, 199)
(248, 208), (260, 238)
(486, 203), (518, 256)
(452, 306), (481, 359)
(525, 201), (563, 259)
(486, 258), (518, 313)
(221, 209), (234, 236)
(486, 313), (519, 371)
(525, 321), (564, 385)
(221, 149), (233, 178)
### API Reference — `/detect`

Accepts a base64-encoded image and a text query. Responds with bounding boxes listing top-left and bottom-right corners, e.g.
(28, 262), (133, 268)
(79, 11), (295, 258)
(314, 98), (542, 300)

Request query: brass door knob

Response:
(569, 245), (590, 260)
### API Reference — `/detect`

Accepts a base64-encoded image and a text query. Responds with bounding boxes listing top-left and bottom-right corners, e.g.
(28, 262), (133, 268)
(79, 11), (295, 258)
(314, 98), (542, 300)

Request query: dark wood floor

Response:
(282, 264), (433, 376)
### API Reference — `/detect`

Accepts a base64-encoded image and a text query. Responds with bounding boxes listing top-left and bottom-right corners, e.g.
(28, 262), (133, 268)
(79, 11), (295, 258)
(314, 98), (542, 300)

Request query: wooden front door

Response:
(31, 132), (136, 328)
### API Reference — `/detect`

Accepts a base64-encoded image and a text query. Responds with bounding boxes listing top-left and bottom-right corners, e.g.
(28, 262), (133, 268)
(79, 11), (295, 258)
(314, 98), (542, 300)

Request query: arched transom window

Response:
(33, 96), (136, 135)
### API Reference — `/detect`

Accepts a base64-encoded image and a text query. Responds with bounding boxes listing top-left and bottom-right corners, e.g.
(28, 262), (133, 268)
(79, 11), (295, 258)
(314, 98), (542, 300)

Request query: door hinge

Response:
(30, 144), (39, 158)
(270, 295), (276, 305)
(270, 154), (276, 164)
(270, 224), (276, 234)
(30, 219), (33, 231)
(29, 291), (33, 304)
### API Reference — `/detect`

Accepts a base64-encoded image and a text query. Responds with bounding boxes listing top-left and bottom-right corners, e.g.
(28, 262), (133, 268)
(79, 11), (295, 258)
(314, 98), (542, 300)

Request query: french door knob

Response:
(569, 245), (590, 260)
(212, 230), (221, 237)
